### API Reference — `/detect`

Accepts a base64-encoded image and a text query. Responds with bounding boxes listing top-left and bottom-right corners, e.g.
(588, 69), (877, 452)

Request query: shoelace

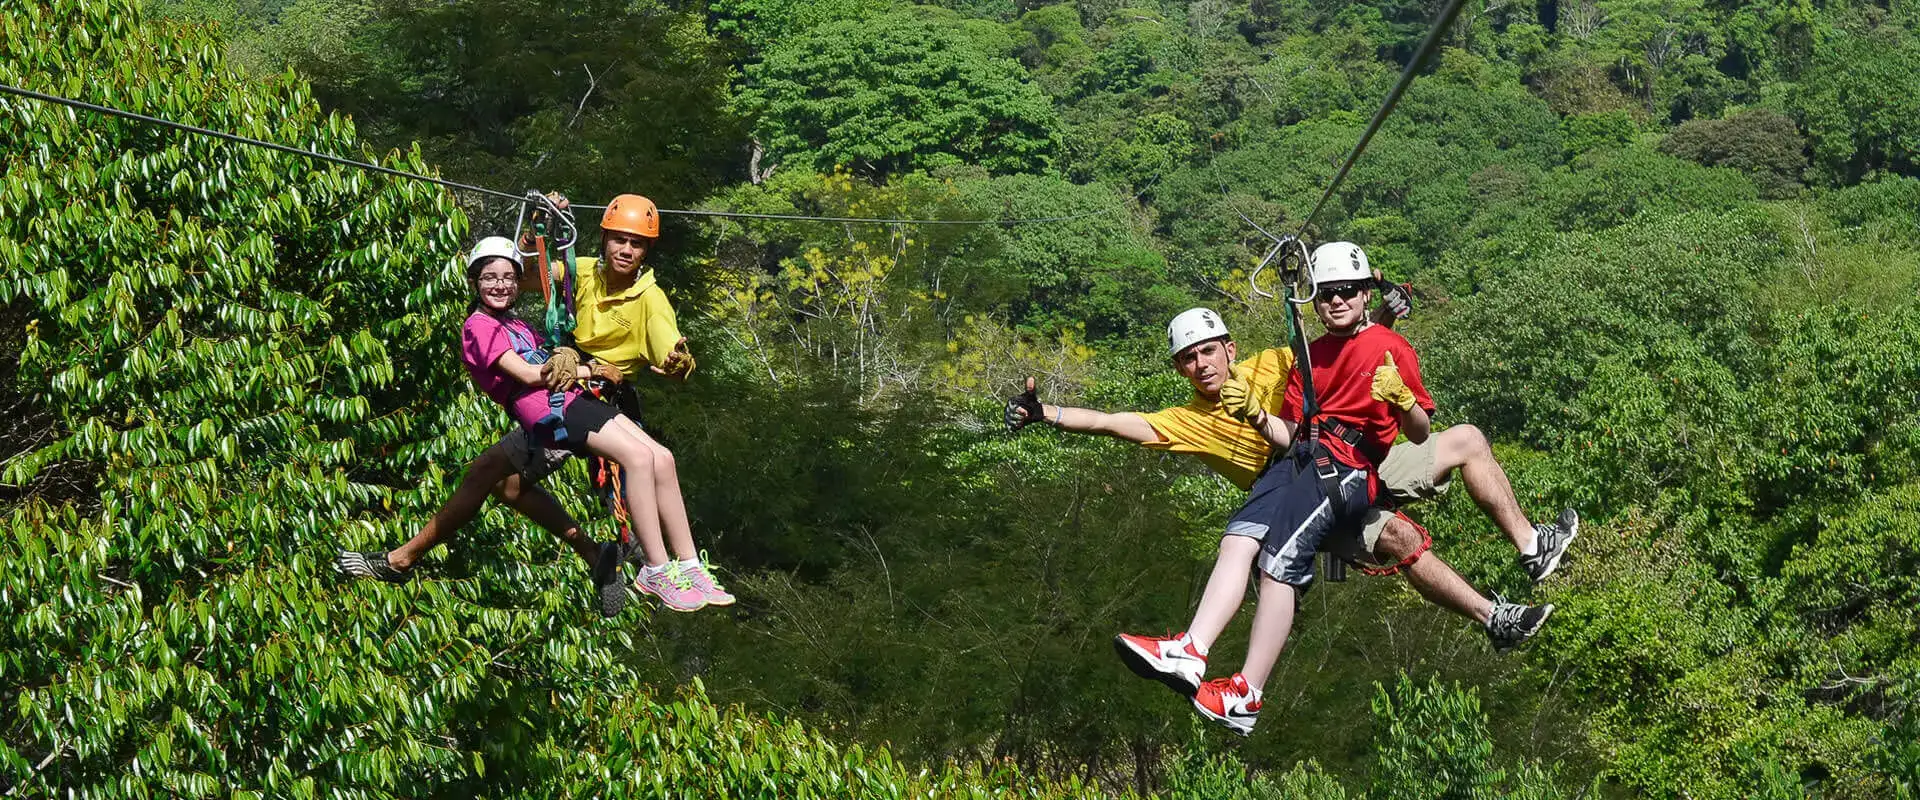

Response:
(660, 561), (696, 590)
(696, 550), (728, 591)
(1486, 594), (1525, 635)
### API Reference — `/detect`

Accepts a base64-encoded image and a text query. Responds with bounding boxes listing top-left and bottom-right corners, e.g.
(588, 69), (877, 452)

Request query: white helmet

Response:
(1310, 241), (1371, 290)
(1167, 307), (1230, 356)
(467, 236), (523, 272)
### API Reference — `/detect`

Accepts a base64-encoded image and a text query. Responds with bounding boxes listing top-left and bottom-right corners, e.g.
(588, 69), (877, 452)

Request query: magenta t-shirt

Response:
(461, 311), (580, 432)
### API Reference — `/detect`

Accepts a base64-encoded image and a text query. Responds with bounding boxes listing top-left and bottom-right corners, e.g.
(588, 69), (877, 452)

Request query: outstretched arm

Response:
(1006, 377), (1160, 444)
(1042, 404), (1161, 444)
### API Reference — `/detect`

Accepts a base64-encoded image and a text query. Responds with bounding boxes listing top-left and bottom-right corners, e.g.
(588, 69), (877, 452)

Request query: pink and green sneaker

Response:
(683, 553), (735, 607)
(635, 561), (705, 612)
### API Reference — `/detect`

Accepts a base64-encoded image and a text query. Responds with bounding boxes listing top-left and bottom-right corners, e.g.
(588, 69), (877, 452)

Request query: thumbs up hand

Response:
(1005, 377), (1045, 432)
(1372, 351), (1417, 411)
(1219, 365), (1262, 423)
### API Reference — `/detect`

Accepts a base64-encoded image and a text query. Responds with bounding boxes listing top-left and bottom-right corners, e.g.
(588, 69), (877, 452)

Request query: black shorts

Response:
(1224, 448), (1373, 588)
(557, 396), (621, 455)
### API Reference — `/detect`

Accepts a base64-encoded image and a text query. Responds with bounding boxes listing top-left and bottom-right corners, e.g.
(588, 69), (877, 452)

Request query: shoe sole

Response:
(1112, 636), (1201, 696)
(594, 546), (628, 618)
(1530, 513), (1580, 584)
(1190, 699), (1255, 736)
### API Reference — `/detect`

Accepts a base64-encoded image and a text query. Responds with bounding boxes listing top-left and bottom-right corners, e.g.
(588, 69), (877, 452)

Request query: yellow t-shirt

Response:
(571, 256), (684, 379)
(1138, 347), (1294, 491)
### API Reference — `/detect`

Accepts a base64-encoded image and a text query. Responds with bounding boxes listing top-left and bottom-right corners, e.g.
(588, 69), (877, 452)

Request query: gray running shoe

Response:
(1520, 507), (1579, 584)
(590, 541), (628, 618)
(1486, 595), (1554, 653)
(336, 551), (411, 584)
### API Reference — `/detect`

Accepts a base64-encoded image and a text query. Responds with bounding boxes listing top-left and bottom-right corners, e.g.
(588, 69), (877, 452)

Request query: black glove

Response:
(1376, 278), (1413, 320)
(1004, 378), (1045, 433)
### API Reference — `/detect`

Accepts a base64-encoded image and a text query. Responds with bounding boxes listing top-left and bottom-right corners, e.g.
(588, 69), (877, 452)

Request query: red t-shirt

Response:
(1280, 324), (1435, 469)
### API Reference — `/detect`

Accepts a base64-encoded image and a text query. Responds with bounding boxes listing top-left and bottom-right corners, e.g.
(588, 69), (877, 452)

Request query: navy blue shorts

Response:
(1224, 448), (1372, 588)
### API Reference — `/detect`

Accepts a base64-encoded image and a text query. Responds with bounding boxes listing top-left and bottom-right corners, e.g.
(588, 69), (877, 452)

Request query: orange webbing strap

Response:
(534, 231), (553, 306)
(1358, 511), (1432, 577)
(594, 456), (635, 550)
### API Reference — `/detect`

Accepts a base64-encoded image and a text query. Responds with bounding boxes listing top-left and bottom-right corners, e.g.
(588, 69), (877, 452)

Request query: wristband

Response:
(1053, 406), (1065, 425)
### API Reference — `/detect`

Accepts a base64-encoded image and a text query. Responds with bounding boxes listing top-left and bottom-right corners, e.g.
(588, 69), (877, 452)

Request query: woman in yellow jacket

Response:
(338, 194), (730, 616)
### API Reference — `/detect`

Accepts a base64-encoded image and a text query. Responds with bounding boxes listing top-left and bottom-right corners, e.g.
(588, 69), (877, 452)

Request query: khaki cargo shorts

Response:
(1330, 437), (1450, 564)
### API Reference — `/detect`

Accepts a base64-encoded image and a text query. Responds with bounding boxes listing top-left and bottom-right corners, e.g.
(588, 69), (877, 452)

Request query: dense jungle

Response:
(3, 0), (1919, 794)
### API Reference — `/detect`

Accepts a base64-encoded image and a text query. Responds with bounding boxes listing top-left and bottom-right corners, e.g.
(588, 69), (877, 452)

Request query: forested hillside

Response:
(4, 0), (1919, 794)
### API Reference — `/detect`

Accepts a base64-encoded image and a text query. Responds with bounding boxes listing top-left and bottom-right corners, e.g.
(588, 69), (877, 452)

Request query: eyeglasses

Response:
(476, 275), (519, 286)
(1316, 282), (1369, 302)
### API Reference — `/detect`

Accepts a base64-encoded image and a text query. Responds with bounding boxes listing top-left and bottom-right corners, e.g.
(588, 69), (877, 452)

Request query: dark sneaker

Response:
(336, 551), (411, 585)
(591, 541), (628, 618)
(1486, 595), (1554, 652)
(1520, 507), (1579, 584)
(1114, 631), (1208, 695)
(1192, 674), (1262, 736)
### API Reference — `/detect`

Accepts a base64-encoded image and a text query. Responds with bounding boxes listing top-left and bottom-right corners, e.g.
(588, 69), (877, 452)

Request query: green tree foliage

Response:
(1659, 108), (1807, 198)
(1787, 27), (1920, 183)
(736, 7), (1064, 176)
(39, 0), (1920, 794)
(0, 1), (1114, 796)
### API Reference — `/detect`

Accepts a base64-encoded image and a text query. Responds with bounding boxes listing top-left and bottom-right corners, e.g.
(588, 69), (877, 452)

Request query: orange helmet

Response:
(601, 194), (661, 238)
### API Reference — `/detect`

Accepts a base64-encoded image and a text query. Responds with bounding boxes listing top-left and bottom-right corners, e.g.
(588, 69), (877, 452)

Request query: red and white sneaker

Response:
(1113, 631), (1207, 695)
(1192, 674), (1261, 736)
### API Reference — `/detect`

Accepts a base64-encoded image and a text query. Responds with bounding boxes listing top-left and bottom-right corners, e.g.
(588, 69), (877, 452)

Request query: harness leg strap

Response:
(1359, 512), (1432, 578)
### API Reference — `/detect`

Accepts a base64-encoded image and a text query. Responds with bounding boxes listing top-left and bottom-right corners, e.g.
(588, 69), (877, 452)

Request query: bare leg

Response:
(583, 426), (668, 567)
(1375, 515), (1492, 624)
(608, 415), (697, 562)
(1433, 425), (1535, 554)
(388, 448), (589, 570)
(1188, 536), (1262, 654)
(1238, 577), (1299, 692)
(388, 449), (512, 570)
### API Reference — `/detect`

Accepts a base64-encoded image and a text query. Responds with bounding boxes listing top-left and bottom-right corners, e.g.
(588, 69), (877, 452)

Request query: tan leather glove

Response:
(588, 359), (624, 384)
(650, 338), (696, 381)
(1218, 365), (1262, 423)
(1371, 351), (1417, 412)
(544, 346), (582, 391)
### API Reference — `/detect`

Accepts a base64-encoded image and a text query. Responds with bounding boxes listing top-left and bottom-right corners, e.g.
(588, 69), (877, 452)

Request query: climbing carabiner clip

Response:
(1247, 234), (1314, 305)
(514, 190), (580, 256)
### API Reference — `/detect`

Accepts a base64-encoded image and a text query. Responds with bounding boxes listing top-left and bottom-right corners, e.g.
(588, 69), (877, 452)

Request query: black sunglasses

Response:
(1315, 282), (1370, 302)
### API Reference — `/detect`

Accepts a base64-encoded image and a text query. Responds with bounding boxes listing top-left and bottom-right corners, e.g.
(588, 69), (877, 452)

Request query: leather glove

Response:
(588, 359), (624, 384)
(1004, 377), (1044, 433)
(1372, 351), (1417, 411)
(1219, 365), (1262, 423)
(650, 338), (696, 381)
(543, 346), (582, 391)
(1376, 278), (1413, 320)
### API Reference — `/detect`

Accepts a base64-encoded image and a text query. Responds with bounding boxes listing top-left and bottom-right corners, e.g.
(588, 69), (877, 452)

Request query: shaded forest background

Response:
(4, 0), (1920, 794)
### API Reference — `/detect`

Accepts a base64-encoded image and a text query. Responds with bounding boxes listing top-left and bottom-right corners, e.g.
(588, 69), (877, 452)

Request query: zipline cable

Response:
(1293, 0), (1468, 238)
(0, 81), (1133, 228)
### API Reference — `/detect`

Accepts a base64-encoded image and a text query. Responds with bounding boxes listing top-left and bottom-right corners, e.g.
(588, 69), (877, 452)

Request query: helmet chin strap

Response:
(1323, 315), (1373, 337)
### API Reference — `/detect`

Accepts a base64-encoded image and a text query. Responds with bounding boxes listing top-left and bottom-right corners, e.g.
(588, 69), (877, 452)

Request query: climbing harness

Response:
(1357, 513), (1432, 578)
(502, 321), (570, 445)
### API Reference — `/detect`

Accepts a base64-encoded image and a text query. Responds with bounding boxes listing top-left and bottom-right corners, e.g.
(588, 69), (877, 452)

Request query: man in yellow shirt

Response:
(1006, 307), (1574, 660)
(339, 194), (726, 617)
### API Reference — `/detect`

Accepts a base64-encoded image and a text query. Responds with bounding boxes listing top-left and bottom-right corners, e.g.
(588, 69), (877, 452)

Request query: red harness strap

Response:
(1358, 511), (1432, 577)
